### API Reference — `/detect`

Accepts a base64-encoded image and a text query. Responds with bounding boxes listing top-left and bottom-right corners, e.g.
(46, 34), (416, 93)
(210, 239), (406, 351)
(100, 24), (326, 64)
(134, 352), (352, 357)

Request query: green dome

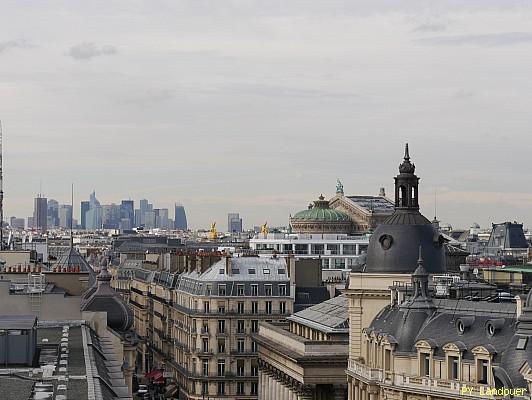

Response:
(292, 195), (350, 222)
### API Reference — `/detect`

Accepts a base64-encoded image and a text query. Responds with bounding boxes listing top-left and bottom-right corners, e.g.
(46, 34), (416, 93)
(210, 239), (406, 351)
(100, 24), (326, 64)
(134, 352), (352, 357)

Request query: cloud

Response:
(416, 32), (532, 46)
(68, 42), (117, 60)
(0, 39), (33, 53)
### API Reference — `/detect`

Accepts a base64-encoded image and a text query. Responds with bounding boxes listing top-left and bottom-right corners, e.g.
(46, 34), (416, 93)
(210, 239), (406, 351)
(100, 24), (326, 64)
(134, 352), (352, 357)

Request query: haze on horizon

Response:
(1, 0), (532, 230)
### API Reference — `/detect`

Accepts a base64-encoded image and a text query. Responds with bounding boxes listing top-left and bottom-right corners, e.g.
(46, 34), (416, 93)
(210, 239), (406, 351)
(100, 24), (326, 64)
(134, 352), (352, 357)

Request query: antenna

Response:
(71, 183), (74, 248)
(434, 189), (437, 220)
(0, 120), (3, 251)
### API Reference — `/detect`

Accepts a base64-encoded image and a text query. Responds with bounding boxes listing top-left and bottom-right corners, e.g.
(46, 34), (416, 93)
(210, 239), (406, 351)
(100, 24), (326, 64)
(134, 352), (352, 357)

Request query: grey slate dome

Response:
(81, 262), (133, 332)
(365, 144), (446, 274)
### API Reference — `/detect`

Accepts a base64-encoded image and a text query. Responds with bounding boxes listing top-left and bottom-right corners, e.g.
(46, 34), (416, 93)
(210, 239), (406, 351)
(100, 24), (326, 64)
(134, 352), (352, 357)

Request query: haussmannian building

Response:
(171, 256), (295, 399)
(255, 295), (349, 400)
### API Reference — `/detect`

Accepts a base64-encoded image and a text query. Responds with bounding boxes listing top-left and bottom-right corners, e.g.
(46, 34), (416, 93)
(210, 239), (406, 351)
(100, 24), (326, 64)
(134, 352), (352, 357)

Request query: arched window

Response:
(399, 186), (407, 206)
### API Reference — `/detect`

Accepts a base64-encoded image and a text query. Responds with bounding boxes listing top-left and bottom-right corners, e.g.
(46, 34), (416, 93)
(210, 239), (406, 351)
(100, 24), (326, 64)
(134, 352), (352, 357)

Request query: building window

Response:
(202, 324), (208, 334)
(204, 301), (210, 313)
(238, 302), (245, 314)
(265, 301), (272, 314)
(237, 382), (245, 395)
(218, 360), (225, 377)
(279, 284), (286, 296)
(252, 301), (258, 314)
(202, 338), (209, 353)
(477, 359), (489, 384)
(251, 320), (259, 333)
(237, 284), (245, 296)
(251, 284), (258, 296)
(251, 382), (258, 395)
(237, 320), (245, 333)
(384, 349), (391, 371)
(202, 360), (209, 376)
(237, 360), (245, 376)
(251, 341), (258, 353)
(206, 285), (212, 295)
(202, 381), (208, 394)
(448, 356), (459, 380)
(265, 284), (272, 296)
(280, 301), (286, 314)
(218, 320), (226, 334)
(217, 382), (225, 395)
(218, 284), (226, 296)
(238, 339), (245, 353)
(218, 339), (225, 353)
(420, 352), (430, 377)
(251, 364), (258, 376)
(218, 305), (225, 314)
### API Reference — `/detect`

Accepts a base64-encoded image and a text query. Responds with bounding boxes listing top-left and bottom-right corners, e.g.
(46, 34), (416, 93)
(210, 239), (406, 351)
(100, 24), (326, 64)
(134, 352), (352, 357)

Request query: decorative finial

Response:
(417, 245), (423, 266)
(398, 143), (415, 174)
(319, 194), (324, 201)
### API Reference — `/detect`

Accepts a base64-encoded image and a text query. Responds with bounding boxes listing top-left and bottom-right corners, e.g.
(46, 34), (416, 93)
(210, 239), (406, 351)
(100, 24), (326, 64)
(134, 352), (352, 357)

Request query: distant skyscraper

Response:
(80, 201), (90, 229)
(59, 204), (73, 229)
(134, 209), (141, 227)
(10, 217), (24, 230)
(174, 203), (187, 230)
(102, 204), (120, 229)
(47, 199), (59, 227)
(139, 199), (149, 226)
(86, 191), (102, 230)
(228, 212), (242, 233)
(120, 200), (134, 228)
(33, 195), (48, 231)
(157, 208), (169, 229)
(144, 210), (156, 229)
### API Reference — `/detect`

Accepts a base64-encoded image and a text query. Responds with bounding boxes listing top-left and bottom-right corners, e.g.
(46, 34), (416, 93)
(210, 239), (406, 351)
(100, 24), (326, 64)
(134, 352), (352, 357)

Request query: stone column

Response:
(259, 370), (266, 400)
(284, 385), (291, 400)
(263, 373), (270, 400)
(356, 243), (360, 255)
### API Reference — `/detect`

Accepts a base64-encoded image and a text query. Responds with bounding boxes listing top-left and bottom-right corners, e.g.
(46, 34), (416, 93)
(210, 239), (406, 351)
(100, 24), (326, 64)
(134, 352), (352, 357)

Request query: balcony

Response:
(347, 359), (496, 399)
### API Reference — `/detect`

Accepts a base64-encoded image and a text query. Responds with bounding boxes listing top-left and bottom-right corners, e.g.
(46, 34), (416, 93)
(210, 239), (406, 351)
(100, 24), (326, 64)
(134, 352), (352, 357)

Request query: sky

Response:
(2, 0), (532, 230)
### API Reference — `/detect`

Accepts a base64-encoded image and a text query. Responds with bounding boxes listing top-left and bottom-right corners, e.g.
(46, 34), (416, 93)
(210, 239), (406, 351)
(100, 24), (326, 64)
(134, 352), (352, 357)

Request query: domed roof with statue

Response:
(290, 195), (352, 234)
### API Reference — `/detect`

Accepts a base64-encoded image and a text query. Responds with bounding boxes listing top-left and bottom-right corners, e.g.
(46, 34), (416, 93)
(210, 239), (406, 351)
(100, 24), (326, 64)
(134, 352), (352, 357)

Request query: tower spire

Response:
(404, 143), (410, 161)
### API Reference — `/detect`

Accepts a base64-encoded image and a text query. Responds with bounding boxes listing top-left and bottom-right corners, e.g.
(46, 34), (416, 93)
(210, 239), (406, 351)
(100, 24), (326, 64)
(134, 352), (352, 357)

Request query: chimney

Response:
(225, 254), (232, 276)
(379, 187), (386, 197)
(516, 294), (526, 318)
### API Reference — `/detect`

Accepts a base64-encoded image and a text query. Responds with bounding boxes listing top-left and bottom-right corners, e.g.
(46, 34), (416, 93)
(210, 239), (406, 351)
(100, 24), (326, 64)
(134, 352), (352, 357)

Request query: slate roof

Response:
(346, 196), (395, 214)
(182, 257), (289, 282)
(289, 295), (349, 333)
(55, 246), (96, 286)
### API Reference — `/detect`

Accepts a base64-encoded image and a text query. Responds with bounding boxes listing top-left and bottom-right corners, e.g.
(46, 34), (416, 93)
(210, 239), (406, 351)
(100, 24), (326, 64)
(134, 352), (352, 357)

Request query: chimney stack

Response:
(225, 254), (232, 276)
(379, 187), (386, 197)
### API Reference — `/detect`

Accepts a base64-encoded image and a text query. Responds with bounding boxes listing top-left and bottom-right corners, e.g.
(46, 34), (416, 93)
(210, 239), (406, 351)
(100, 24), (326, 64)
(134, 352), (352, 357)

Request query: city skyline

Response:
(3, 1), (532, 229)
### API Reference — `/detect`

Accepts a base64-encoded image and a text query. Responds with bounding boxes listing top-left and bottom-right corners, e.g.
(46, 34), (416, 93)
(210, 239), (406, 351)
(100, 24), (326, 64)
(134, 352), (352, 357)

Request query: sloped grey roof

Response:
(55, 247), (96, 286)
(289, 295), (349, 333)
(182, 257), (289, 282)
(346, 195), (395, 213)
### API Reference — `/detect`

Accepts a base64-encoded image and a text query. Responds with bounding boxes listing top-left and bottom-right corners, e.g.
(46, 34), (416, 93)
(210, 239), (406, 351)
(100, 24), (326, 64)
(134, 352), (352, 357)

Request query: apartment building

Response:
(171, 256), (295, 399)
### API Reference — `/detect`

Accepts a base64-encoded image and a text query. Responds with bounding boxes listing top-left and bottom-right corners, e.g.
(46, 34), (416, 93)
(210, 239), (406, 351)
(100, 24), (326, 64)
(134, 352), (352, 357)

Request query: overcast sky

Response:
(2, 0), (532, 230)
